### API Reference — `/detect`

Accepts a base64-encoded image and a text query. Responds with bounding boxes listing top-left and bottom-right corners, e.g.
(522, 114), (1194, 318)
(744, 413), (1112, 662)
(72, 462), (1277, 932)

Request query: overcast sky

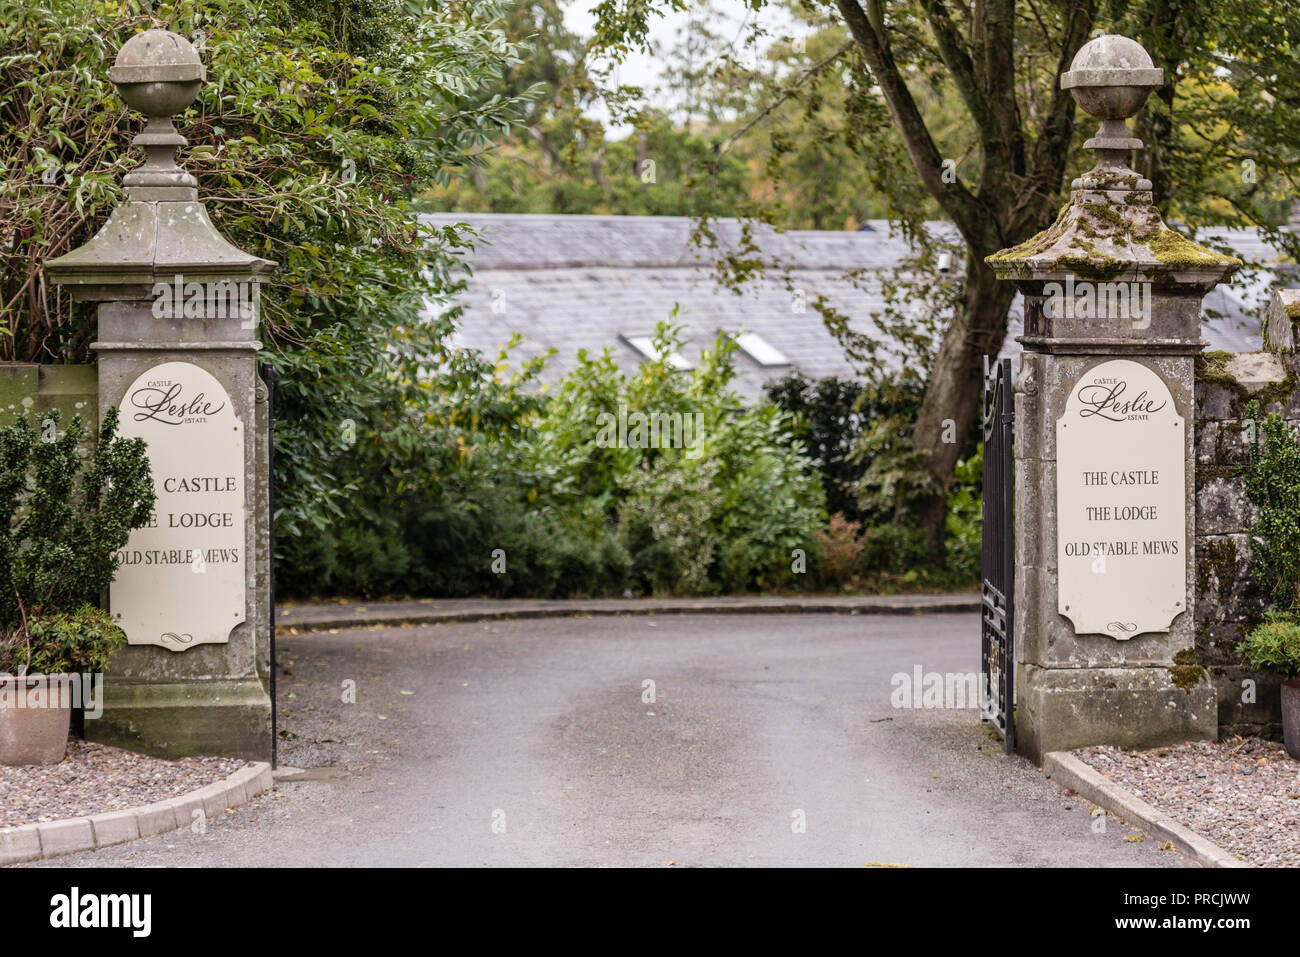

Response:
(561, 1), (798, 135)
(562, 2), (693, 95)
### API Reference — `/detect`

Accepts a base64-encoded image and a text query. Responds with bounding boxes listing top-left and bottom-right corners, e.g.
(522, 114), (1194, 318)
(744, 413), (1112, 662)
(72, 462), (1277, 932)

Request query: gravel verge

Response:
(1073, 737), (1300, 867)
(0, 738), (245, 829)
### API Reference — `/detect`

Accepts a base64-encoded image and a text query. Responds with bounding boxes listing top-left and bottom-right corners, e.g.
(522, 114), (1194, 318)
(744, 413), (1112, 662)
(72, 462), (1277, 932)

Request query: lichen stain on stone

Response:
(1196, 535), (1239, 609)
(987, 187), (1240, 281)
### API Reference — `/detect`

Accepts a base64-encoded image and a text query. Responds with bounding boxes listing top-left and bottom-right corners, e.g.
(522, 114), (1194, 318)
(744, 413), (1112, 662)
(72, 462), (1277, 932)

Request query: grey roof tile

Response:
(423, 213), (1297, 402)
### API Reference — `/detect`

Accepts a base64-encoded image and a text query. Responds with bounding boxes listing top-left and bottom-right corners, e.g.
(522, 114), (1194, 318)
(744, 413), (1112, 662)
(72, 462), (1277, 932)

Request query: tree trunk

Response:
(908, 253), (1018, 547)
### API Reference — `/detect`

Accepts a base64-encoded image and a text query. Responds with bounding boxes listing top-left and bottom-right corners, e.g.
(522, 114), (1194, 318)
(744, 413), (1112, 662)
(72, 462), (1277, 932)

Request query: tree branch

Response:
(917, 0), (999, 151)
(834, 0), (988, 243)
(1017, 0), (1095, 237)
(714, 41), (852, 161)
(982, 0), (1023, 177)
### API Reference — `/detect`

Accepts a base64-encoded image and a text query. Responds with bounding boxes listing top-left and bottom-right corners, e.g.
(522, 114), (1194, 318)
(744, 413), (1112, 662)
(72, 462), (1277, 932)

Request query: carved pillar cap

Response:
(1062, 35), (1163, 189)
(44, 30), (274, 300)
(985, 35), (1238, 293)
(110, 30), (206, 192)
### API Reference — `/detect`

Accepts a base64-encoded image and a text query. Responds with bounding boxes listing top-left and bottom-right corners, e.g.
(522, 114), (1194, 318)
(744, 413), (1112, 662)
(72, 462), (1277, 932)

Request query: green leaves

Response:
(1238, 612), (1300, 680)
(521, 321), (826, 595)
(1, 604), (128, 676)
(0, 407), (154, 636)
(1243, 402), (1300, 611)
(3, 0), (534, 565)
(281, 317), (829, 598)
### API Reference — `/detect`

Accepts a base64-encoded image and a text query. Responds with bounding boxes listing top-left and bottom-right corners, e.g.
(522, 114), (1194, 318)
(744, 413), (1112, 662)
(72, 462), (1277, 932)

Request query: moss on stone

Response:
(1079, 202), (1129, 231)
(1194, 351), (1298, 418)
(1285, 300), (1300, 320)
(986, 229), (1049, 264)
(1169, 647), (1207, 692)
(1211, 422), (1249, 467)
(1148, 228), (1241, 269)
(1196, 350), (1235, 385)
(1195, 463), (1248, 488)
(1253, 367), (1298, 409)
(1053, 256), (1131, 281)
(987, 195), (1240, 280)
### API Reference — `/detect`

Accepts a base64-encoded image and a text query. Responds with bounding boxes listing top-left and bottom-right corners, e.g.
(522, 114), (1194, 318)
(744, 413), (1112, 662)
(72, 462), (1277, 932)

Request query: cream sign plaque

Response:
(112, 362), (246, 651)
(1057, 359), (1186, 638)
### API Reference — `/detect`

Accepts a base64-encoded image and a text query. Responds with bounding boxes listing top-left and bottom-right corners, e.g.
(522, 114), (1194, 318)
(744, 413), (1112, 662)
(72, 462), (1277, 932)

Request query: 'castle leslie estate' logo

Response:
(1075, 376), (1168, 422)
(129, 380), (226, 426)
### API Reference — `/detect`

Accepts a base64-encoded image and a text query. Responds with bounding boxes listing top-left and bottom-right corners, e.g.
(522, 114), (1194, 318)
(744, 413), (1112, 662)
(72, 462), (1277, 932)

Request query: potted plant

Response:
(1238, 613), (1300, 759)
(0, 607), (129, 764)
(1242, 405), (1300, 760)
(0, 407), (154, 765)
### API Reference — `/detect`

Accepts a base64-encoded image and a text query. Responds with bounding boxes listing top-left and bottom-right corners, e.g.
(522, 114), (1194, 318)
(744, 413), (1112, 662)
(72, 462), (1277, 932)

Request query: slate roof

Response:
(421, 212), (1297, 401)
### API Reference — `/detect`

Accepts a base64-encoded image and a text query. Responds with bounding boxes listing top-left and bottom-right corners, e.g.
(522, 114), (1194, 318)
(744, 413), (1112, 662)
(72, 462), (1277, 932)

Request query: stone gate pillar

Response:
(986, 35), (1240, 762)
(45, 30), (275, 759)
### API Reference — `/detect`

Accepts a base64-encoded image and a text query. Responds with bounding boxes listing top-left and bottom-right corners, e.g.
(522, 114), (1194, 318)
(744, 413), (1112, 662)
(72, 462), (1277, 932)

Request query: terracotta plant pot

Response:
(0, 674), (75, 766)
(1283, 678), (1300, 761)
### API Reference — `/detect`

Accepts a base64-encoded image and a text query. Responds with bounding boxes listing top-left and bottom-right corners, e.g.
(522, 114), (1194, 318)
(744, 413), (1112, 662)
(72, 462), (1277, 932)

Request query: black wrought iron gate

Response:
(260, 362), (278, 769)
(981, 356), (1014, 753)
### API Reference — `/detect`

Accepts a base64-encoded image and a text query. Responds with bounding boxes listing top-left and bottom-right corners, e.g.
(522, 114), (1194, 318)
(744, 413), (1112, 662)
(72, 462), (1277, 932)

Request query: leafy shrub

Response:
(859, 522), (933, 578)
(0, 408), (154, 632)
(1243, 402), (1300, 611)
(0, 605), (128, 676)
(280, 322), (828, 598)
(764, 373), (875, 523)
(846, 447), (982, 591)
(942, 447), (983, 584)
(532, 324), (827, 596)
(1237, 612), (1300, 680)
(814, 513), (863, 587)
(765, 371), (983, 531)
(619, 463), (721, 594)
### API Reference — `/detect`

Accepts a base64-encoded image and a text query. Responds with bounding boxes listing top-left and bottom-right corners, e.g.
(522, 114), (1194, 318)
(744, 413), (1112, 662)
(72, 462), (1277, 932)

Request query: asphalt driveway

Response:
(38, 613), (1187, 867)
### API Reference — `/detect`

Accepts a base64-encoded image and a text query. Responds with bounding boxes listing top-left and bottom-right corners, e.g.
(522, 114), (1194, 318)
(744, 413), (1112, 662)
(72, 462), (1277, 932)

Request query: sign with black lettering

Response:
(111, 362), (245, 651)
(1057, 359), (1186, 638)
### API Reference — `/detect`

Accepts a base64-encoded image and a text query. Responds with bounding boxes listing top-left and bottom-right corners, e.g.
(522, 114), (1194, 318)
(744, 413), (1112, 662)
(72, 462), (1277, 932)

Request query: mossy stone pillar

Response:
(986, 35), (1240, 762)
(45, 30), (275, 759)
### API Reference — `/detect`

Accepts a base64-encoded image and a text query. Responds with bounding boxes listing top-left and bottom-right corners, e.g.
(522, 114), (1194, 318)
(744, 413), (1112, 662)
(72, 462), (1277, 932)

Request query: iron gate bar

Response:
(260, 362), (277, 769)
(981, 356), (1015, 753)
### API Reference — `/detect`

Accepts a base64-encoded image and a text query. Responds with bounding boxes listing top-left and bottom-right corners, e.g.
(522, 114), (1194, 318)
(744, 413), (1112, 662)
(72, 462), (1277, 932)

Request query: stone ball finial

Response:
(1061, 34), (1163, 119)
(108, 29), (206, 118)
(110, 30), (207, 194)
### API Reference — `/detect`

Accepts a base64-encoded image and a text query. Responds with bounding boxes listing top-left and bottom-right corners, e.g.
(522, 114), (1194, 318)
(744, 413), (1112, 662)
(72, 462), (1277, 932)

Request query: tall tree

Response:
(2, 0), (530, 558)
(589, 0), (1300, 544)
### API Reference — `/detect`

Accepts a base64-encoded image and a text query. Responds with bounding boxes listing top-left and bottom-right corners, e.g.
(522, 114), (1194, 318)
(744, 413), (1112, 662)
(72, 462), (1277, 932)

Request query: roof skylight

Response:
(621, 334), (694, 370)
(733, 331), (791, 366)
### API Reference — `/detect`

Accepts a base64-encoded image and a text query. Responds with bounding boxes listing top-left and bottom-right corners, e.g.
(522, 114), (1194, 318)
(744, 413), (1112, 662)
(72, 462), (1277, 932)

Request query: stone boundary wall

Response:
(1193, 340), (1297, 738)
(0, 363), (97, 433)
